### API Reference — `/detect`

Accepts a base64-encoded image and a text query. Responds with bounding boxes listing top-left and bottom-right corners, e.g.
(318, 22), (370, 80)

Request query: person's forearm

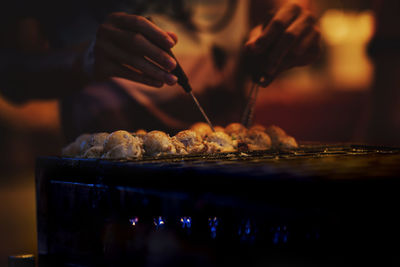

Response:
(0, 44), (91, 103)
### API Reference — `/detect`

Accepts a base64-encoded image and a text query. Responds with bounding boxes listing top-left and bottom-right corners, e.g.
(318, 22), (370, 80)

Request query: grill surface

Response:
(36, 144), (400, 267)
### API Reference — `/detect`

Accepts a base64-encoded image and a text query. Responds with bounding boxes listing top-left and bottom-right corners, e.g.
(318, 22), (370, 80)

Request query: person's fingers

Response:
(278, 29), (321, 70)
(97, 24), (177, 71)
(95, 56), (164, 87)
(95, 39), (177, 85)
(108, 13), (176, 50)
(167, 32), (178, 45)
(263, 11), (317, 76)
(119, 64), (165, 87)
(133, 57), (178, 85)
(253, 2), (302, 52)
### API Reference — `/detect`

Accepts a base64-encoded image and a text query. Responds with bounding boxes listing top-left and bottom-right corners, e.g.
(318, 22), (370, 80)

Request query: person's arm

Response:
(0, 13), (180, 103)
(244, 0), (321, 86)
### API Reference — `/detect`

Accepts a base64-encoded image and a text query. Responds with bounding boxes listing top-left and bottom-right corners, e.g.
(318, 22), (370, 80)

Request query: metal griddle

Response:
(36, 144), (400, 267)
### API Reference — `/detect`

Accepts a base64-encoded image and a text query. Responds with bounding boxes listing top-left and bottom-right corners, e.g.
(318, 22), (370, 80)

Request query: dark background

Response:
(1, 0), (399, 266)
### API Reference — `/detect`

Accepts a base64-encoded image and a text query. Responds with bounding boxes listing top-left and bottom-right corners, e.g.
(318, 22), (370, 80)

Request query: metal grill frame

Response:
(36, 144), (400, 267)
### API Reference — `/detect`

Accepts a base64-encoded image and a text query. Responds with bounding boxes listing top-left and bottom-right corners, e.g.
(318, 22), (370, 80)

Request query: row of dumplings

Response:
(62, 122), (298, 159)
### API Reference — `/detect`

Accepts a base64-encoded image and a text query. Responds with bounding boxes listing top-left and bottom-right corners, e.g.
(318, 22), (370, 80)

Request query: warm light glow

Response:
(0, 97), (60, 132)
(321, 10), (375, 45)
(320, 10), (376, 90)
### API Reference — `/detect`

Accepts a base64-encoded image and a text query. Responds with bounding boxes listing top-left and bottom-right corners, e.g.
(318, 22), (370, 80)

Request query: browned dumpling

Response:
(62, 133), (91, 157)
(190, 122), (213, 138)
(214, 126), (225, 132)
(280, 136), (298, 149)
(171, 137), (188, 155)
(80, 132), (109, 157)
(205, 131), (236, 153)
(102, 141), (143, 159)
(134, 129), (147, 138)
(225, 123), (247, 140)
(266, 125), (298, 149)
(173, 130), (206, 154)
(91, 133), (109, 146)
(250, 124), (266, 132)
(143, 131), (176, 156)
(104, 130), (136, 153)
(102, 130), (144, 159)
(83, 146), (104, 158)
(244, 129), (272, 151)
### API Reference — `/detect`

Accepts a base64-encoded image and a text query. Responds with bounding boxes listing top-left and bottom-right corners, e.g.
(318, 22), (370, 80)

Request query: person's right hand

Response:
(94, 13), (178, 87)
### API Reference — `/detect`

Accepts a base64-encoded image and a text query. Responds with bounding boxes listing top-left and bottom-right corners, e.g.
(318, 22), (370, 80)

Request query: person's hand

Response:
(94, 13), (179, 87)
(245, 2), (321, 86)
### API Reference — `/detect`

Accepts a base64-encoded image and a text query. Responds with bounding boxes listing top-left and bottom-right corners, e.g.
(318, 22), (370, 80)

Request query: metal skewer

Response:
(241, 82), (260, 128)
(146, 17), (215, 132)
(189, 91), (215, 132)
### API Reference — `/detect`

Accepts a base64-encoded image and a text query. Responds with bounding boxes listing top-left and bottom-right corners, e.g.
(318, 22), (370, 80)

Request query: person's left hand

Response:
(245, 2), (321, 86)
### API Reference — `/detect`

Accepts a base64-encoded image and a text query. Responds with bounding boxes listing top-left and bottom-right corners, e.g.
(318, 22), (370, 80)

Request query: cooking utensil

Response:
(147, 17), (215, 131)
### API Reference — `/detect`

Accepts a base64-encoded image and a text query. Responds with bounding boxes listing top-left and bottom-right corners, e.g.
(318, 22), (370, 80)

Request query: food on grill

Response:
(103, 141), (143, 159)
(80, 132), (109, 158)
(214, 126), (225, 132)
(91, 133), (109, 147)
(134, 129), (147, 138)
(83, 145), (104, 158)
(244, 129), (272, 151)
(61, 133), (92, 157)
(250, 124), (266, 132)
(225, 123), (248, 140)
(173, 130), (206, 154)
(143, 130), (177, 157)
(190, 122), (213, 138)
(103, 130), (143, 159)
(104, 131), (135, 152)
(205, 131), (236, 153)
(62, 122), (298, 159)
(266, 125), (298, 149)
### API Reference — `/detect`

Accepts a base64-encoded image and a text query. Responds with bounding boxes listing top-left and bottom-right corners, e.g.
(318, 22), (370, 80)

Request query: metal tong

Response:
(241, 18), (275, 128)
(241, 75), (274, 128)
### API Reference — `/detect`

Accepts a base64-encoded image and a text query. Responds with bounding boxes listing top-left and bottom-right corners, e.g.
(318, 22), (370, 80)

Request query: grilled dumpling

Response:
(134, 129), (147, 138)
(80, 132), (109, 157)
(244, 129), (272, 151)
(102, 140), (143, 159)
(250, 124), (266, 132)
(280, 136), (298, 149)
(62, 133), (91, 157)
(90, 133), (109, 147)
(225, 123), (248, 141)
(173, 130), (206, 154)
(143, 131), (176, 156)
(83, 146), (104, 158)
(190, 122), (213, 138)
(171, 137), (188, 155)
(102, 130), (144, 158)
(266, 125), (298, 149)
(214, 126), (225, 132)
(104, 130), (136, 153)
(205, 131), (236, 153)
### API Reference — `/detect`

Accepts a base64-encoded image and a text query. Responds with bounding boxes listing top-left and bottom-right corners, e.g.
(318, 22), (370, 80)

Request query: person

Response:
(0, 0), (320, 141)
